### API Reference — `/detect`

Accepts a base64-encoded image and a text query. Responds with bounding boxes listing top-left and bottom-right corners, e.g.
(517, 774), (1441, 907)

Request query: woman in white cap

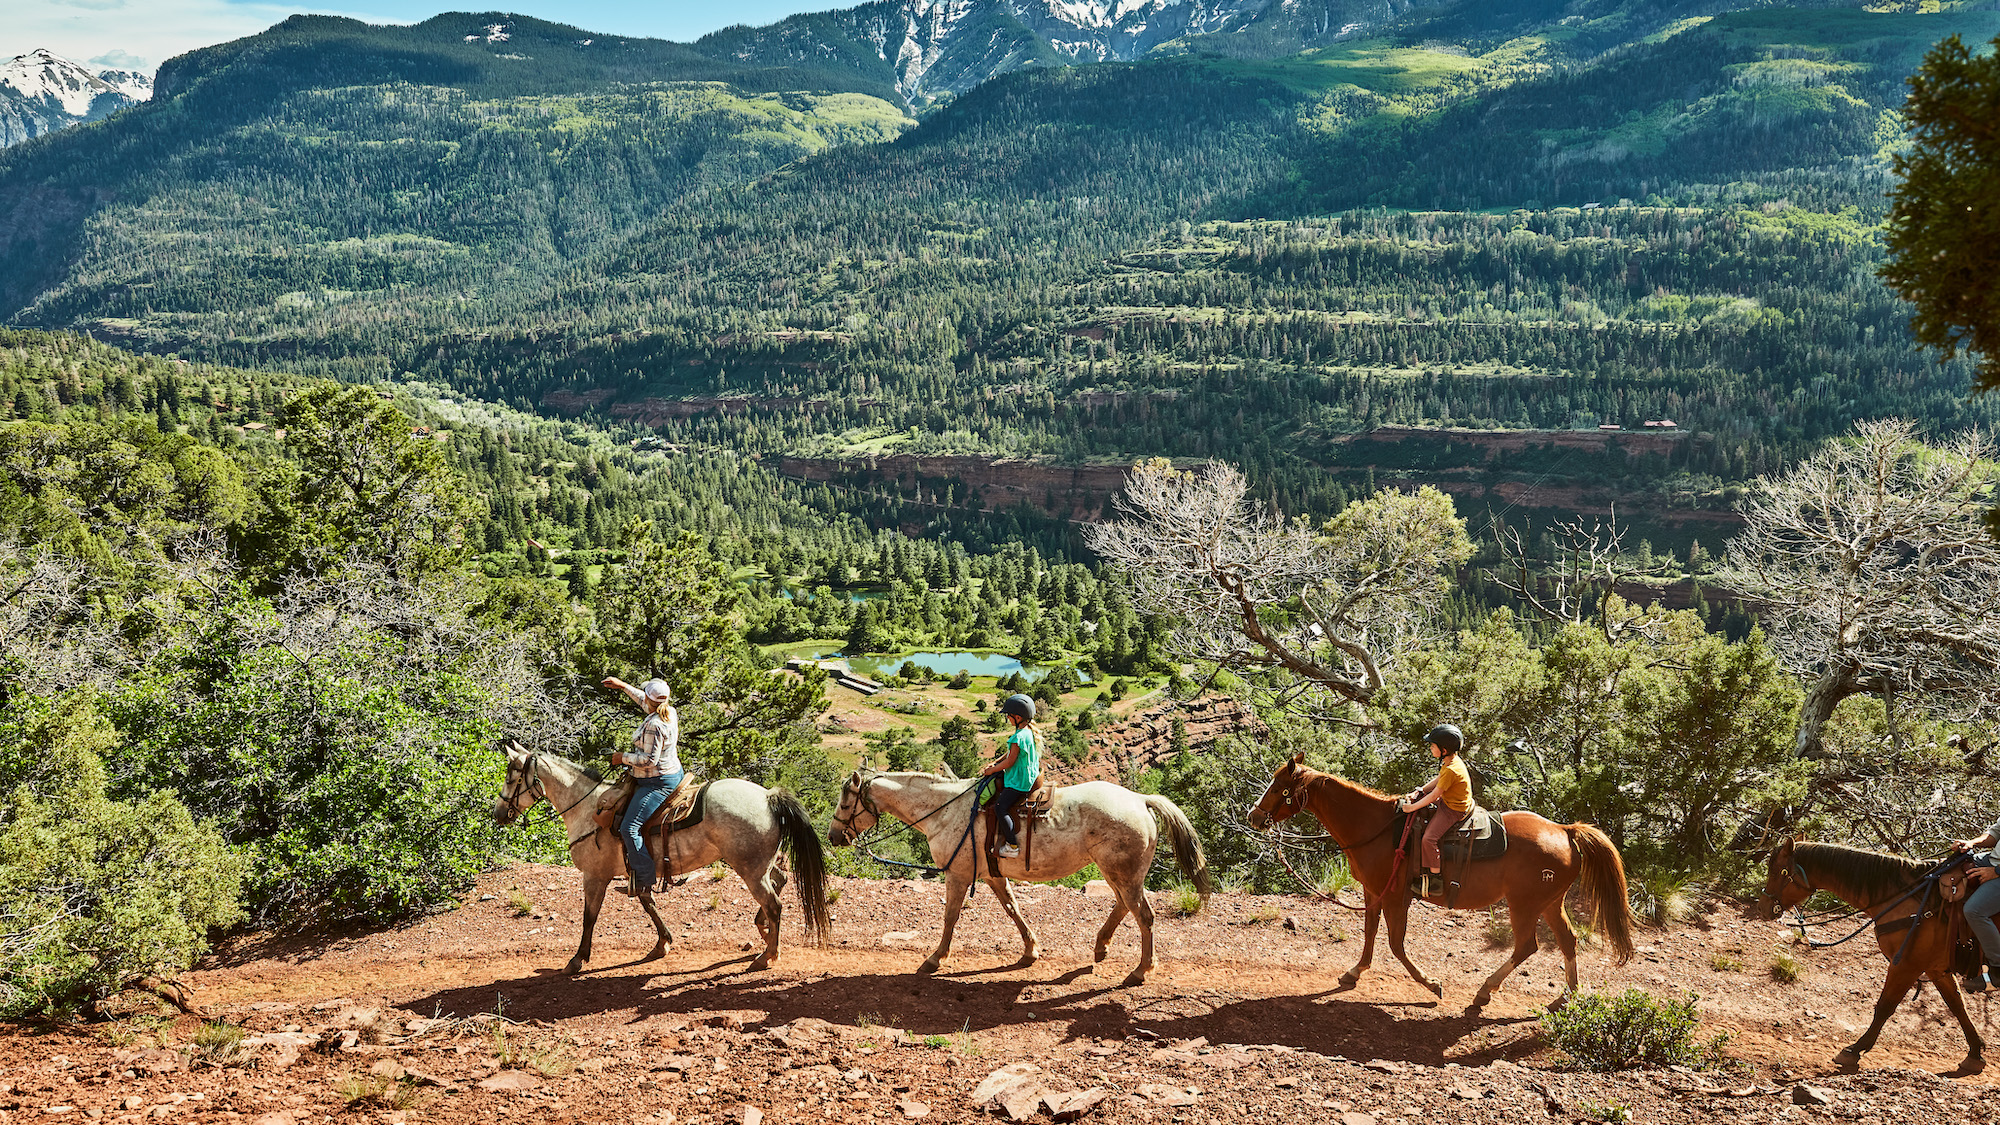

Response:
(603, 675), (682, 895)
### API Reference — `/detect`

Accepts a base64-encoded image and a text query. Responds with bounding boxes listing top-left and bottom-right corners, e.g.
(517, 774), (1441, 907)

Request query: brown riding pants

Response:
(1421, 805), (1467, 871)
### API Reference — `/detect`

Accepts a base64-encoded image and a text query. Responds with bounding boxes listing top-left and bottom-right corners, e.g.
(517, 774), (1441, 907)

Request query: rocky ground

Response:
(4, 864), (1999, 1125)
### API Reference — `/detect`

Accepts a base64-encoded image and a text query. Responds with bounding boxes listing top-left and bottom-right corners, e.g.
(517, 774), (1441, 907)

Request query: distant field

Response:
(1198, 39), (1486, 97)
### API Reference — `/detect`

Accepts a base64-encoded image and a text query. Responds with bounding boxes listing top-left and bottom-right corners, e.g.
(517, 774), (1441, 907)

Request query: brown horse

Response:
(1248, 754), (1636, 1007)
(1762, 838), (1983, 1070)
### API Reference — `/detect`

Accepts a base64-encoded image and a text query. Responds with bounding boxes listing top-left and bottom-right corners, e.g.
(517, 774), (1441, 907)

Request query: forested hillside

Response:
(3, 2), (1995, 542)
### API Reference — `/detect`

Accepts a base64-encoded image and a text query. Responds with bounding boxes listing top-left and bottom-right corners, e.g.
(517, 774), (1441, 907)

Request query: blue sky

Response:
(9, 1), (838, 73)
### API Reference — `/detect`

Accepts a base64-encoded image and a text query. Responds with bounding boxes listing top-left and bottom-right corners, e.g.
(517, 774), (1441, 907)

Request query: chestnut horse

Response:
(1762, 838), (1983, 1070)
(1249, 754), (1635, 1006)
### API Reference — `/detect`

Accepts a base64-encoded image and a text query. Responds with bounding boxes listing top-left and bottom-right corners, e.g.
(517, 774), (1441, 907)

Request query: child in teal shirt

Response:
(981, 693), (1042, 859)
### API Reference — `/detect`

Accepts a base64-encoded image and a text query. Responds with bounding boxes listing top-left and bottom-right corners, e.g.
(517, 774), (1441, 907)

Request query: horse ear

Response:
(1290, 752), (1305, 767)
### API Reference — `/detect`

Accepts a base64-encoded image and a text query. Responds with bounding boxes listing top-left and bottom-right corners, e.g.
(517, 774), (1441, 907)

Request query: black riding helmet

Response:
(1000, 693), (1037, 720)
(1425, 723), (1464, 756)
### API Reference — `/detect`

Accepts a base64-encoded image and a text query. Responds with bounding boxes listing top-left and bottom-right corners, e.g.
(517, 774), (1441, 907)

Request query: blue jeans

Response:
(620, 772), (681, 886)
(1965, 872), (2000, 964)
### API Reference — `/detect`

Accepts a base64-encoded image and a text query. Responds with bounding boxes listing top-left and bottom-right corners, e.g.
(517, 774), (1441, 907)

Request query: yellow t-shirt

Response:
(1435, 755), (1473, 813)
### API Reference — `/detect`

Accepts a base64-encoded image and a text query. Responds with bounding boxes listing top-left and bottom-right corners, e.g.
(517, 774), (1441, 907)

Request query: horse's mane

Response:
(1793, 842), (1931, 902)
(1307, 769), (1396, 803)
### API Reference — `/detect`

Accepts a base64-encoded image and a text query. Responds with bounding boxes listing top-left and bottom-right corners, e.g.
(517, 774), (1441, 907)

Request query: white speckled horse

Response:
(827, 769), (1211, 985)
(492, 739), (829, 974)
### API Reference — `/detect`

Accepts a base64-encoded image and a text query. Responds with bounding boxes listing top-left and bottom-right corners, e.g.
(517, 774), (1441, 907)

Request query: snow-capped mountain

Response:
(703, 0), (1274, 108)
(95, 68), (155, 101)
(1, 49), (148, 147)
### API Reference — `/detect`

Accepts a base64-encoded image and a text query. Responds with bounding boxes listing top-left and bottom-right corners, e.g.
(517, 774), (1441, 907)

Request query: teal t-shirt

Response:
(1002, 727), (1040, 791)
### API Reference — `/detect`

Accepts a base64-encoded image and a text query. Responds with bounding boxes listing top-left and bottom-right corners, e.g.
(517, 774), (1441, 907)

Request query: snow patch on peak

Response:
(96, 69), (153, 101)
(2, 48), (120, 118)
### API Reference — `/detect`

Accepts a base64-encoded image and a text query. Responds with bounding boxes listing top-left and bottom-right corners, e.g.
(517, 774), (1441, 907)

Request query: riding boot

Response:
(1966, 967), (1989, 993)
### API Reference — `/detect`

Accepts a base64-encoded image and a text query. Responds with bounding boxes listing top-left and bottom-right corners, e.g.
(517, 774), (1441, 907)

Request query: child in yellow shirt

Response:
(1402, 723), (1472, 898)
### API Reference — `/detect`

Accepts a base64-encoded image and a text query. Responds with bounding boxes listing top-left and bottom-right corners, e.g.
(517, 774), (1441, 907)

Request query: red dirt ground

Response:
(4, 864), (1998, 1125)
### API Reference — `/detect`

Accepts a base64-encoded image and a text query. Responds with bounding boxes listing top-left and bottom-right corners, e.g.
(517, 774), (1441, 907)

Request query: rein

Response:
(843, 774), (992, 877)
(1265, 775), (1416, 912)
(1784, 852), (1964, 958)
(507, 754), (612, 848)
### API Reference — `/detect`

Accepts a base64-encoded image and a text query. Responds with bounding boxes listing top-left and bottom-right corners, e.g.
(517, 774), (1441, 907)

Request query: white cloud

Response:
(88, 48), (147, 69)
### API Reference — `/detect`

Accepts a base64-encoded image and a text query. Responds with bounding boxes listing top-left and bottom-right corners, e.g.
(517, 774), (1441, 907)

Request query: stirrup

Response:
(1411, 872), (1437, 898)
(997, 842), (1020, 859)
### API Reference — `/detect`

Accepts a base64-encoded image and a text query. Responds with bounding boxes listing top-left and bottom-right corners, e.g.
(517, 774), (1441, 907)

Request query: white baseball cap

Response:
(641, 679), (672, 703)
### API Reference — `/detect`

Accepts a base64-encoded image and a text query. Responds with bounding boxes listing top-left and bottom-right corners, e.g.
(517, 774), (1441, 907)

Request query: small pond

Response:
(809, 649), (1087, 682)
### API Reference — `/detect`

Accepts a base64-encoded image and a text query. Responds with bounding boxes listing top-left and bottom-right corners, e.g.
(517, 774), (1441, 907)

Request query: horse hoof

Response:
(1094, 948), (1109, 963)
(749, 956), (772, 971)
(1120, 971), (1147, 988)
(918, 959), (941, 975)
(641, 946), (668, 964)
(563, 959), (585, 976)
(1424, 979), (1444, 999)
(1469, 989), (1492, 1009)
(1338, 972), (1359, 988)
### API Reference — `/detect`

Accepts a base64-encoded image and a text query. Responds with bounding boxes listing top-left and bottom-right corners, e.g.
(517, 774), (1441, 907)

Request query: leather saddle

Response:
(593, 776), (710, 880)
(980, 779), (1057, 873)
(1903, 856), (1989, 978)
(1406, 804), (1509, 862)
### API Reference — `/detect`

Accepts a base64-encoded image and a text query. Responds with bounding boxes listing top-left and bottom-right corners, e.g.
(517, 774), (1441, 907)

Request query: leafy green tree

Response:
(1619, 628), (1804, 862)
(0, 418), (247, 576)
(108, 598), (522, 922)
(264, 385), (474, 583)
(593, 527), (828, 785)
(1882, 33), (2000, 395)
(0, 694), (243, 1017)
(935, 714), (983, 779)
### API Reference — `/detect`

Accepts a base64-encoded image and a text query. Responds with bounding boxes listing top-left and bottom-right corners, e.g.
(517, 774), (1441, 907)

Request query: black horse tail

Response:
(1144, 794), (1214, 909)
(770, 790), (832, 944)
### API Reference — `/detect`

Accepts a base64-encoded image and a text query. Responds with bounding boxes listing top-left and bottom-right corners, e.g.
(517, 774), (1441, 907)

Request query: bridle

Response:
(502, 752), (610, 848)
(830, 771), (882, 840)
(1774, 857), (1816, 897)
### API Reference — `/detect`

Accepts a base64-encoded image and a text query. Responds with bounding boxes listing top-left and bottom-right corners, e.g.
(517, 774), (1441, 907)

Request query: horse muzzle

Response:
(827, 827), (850, 847)
(1246, 809), (1271, 831)
(492, 800), (520, 827)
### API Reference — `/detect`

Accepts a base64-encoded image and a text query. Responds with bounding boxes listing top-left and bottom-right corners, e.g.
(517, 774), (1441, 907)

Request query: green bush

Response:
(1540, 989), (1729, 1071)
(107, 631), (525, 925)
(0, 696), (244, 1019)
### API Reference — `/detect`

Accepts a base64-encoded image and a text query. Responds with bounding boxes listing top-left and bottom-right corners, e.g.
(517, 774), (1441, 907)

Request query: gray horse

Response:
(492, 739), (830, 973)
(827, 769), (1211, 985)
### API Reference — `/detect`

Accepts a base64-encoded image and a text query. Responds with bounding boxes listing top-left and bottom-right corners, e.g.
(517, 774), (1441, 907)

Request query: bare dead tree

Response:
(1085, 461), (1472, 719)
(1489, 507), (1661, 644)
(1720, 419), (2000, 761)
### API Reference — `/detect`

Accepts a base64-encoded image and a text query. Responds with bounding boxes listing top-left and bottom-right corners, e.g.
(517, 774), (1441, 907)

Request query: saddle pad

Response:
(1441, 809), (1507, 862)
(1404, 806), (1508, 862)
(642, 781), (709, 838)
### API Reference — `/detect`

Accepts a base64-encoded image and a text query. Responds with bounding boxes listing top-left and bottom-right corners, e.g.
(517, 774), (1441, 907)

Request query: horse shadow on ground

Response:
(396, 957), (1539, 1070)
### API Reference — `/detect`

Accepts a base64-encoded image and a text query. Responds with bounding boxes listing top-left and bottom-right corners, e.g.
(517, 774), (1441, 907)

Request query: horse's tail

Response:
(1143, 794), (1213, 909)
(769, 790), (832, 945)
(1567, 823), (1637, 965)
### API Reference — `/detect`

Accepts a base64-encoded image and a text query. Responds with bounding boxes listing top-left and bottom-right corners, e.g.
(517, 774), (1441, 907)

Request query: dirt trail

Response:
(4, 865), (1998, 1125)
